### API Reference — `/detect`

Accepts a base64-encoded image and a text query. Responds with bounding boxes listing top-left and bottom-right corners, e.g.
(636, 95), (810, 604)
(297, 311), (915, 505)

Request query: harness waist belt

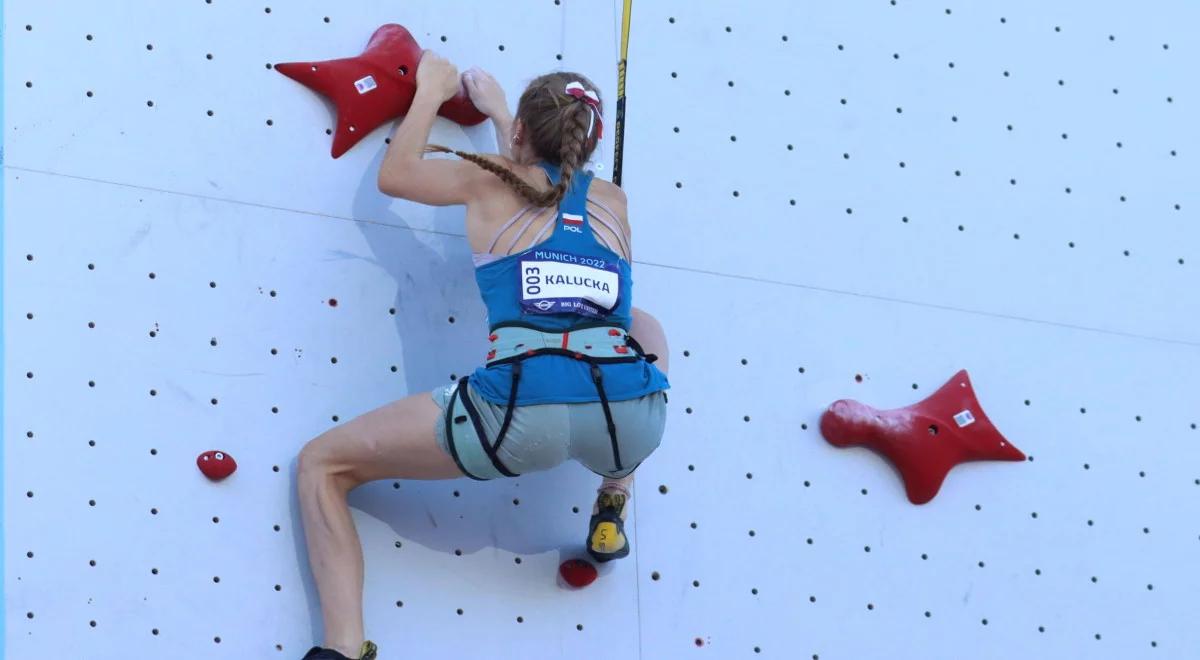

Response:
(485, 324), (639, 366)
(445, 321), (657, 480)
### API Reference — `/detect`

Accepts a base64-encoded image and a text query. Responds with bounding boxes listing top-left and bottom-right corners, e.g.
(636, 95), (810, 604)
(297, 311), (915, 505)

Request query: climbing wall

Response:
(4, 1), (1197, 659)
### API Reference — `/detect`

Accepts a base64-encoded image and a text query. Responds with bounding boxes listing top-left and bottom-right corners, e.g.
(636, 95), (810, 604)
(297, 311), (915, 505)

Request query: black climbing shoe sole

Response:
(301, 641), (377, 660)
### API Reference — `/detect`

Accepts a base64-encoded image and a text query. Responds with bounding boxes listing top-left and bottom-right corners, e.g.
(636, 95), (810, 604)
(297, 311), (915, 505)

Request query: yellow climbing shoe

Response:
(587, 491), (630, 562)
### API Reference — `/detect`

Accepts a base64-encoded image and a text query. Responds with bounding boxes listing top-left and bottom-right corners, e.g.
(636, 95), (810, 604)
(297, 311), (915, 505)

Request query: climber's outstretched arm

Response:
(377, 51), (492, 206)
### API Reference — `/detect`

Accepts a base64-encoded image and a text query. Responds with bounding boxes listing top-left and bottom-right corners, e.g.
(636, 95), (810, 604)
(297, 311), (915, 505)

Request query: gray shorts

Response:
(431, 378), (668, 480)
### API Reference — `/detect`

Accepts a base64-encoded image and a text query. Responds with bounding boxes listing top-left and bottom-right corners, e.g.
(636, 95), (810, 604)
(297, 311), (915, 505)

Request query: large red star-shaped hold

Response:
(819, 369), (1025, 504)
(275, 24), (486, 158)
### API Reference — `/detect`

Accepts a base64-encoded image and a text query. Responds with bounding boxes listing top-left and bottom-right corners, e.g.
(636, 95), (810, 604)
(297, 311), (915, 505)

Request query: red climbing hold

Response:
(559, 559), (598, 588)
(197, 450), (237, 481)
(819, 369), (1024, 504)
(275, 24), (486, 158)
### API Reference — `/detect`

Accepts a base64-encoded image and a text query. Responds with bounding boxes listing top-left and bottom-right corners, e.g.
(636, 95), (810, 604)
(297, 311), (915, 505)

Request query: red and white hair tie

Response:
(565, 81), (603, 141)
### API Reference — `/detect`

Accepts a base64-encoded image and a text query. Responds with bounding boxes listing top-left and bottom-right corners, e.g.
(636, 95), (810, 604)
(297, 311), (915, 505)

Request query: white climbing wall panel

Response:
(4, 1), (1198, 659)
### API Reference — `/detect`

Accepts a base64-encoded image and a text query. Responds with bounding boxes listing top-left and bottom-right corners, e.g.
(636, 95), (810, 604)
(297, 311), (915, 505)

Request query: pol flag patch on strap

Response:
(562, 212), (584, 227)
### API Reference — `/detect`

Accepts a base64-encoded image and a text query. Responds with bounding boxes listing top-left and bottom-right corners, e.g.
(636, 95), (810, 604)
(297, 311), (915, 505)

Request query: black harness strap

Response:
(456, 374), (519, 478)
(622, 333), (658, 364)
(491, 361), (523, 456)
(444, 379), (486, 481)
(485, 347), (643, 368)
(589, 363), (624, 473)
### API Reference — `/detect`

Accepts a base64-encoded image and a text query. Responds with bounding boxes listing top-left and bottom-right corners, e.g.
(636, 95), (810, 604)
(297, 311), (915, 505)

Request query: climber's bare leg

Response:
(297, 392), (462, 657)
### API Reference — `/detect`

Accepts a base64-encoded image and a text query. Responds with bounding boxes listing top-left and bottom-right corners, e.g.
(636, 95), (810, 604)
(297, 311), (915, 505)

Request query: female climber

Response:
(298, 51), (671, 660)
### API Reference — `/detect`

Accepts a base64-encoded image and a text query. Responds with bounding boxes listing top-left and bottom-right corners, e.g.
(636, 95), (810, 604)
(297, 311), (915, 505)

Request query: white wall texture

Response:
(4, 1), (1198, 659)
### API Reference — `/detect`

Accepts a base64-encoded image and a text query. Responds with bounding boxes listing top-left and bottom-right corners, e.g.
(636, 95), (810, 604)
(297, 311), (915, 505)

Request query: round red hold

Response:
(197, 450), (237, 481)
(559, 559), (598, 588)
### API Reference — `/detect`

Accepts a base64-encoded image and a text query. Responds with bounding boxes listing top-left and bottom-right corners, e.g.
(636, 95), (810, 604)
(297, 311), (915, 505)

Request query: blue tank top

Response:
(468, 162), (671, 405)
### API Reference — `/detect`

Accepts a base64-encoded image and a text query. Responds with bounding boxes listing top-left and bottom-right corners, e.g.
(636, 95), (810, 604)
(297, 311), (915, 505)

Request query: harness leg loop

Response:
(457, 369), (520, 478)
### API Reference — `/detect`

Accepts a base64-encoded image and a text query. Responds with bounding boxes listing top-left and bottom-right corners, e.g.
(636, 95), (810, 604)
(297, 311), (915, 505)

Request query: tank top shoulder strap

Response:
(537, 160), (561, 185)
(535, 161), (596, 240)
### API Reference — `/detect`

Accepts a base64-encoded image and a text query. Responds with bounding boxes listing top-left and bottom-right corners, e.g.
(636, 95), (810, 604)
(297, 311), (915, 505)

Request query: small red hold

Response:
(488, 334), (498, 342)
(608, 329), (621, 336)
(559, 559), (598, 588)
(614, 346), (629, 354)
(197, 450), (237, 481)
(486, 349), (497, 360)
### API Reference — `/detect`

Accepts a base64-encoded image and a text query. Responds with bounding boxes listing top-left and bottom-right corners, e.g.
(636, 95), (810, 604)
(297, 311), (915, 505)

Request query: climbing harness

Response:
(447, 321), (658, 480)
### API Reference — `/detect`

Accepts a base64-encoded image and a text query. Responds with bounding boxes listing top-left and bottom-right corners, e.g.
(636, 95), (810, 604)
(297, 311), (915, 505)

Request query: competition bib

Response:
(519, 249), (620, 318)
